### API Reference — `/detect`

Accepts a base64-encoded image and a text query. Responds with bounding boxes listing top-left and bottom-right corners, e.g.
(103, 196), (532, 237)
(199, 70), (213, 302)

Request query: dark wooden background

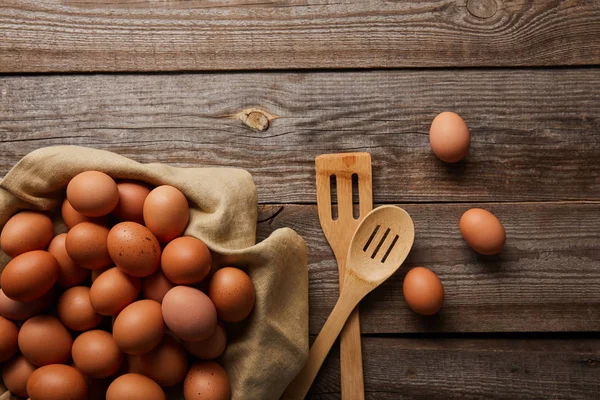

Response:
(1, 0), (599, 398)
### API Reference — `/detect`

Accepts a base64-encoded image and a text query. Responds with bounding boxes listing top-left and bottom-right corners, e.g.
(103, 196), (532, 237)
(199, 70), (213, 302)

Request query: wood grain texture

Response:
(1, 69), (599, 203)
(308, 337), (600, 399)
(0, 0), (599, 72)
(257, 202), (600, 334)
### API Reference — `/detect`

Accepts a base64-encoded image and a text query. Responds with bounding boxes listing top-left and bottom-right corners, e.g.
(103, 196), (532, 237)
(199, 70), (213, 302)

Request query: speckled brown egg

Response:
(65, 222), (112, 270)
(67, 171), (119, 217)
(143, 185), (189, 243)
(113, 300), (165, 355)
(162, 286), (217, 342)
(48, 233), (89, 288)
(113, 181), (152, 224)
(0, 211), (54, 257)
(2, 354), (37, 397)
(142, 269), (175, 304)
(184, 362), (231, 400)
(0, 316), (19, 362)
(208, 267), (255, 323)
(161, 236), (212, 285)
(403, 267), (445, 316)
(107, 222), (161, 278)
(72, 330), (123, 379)
(106, 373), (165, 400)
(18, 315), (72, 366)
(0, 288), (52, 321)
(57, 286), (102, 331)
(61, 198), (107, 229)
(89, 267), (141, 316)
(1, 250), (59, 302)
(429, 111), (471, 163)
(182, 322), (227, 360)
(132, 335), (187, 387)
(27, 364), (88, 400)
(460, 208), (506, 255)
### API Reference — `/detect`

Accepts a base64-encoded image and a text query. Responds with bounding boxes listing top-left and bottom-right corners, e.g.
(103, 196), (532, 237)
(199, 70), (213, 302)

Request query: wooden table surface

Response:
(1, 1), (599, 398)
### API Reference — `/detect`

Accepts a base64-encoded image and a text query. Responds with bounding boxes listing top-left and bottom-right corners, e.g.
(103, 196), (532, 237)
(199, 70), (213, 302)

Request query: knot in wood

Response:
(466, 0), (498, 19)
(233, 108), (278, 131)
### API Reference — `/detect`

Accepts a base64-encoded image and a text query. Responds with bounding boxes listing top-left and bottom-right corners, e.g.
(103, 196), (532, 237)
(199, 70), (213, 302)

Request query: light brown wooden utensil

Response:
(283, 205), (415, 399)
(315, 152), (372, 399)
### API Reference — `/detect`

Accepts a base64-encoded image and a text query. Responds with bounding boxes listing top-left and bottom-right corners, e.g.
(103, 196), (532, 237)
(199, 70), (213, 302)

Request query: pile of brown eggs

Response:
(0, 171), (254, 400)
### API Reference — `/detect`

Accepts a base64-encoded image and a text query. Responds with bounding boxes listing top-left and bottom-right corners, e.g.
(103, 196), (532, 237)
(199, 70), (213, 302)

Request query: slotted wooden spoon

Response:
(282, 205), (415, 399)
(315, 152), (372, 399)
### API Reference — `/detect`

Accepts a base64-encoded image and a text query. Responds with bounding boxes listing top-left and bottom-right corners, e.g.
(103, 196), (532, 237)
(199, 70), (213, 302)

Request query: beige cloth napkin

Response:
(0, 146), (308, 400)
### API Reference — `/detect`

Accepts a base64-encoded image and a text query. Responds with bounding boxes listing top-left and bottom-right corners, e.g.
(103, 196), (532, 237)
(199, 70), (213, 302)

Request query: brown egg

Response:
(208, 267), (255, 323)
(182, 323), (227, 360)
(0, 316), (19, 362)
(48, 233), (89, 288)
(27, 364), (88, 400)
(61, 198), (107, 229)
(184, 362), (231, 400)
(402, 267), (445, 315)
(107, 222), (161, 277)
(1, 250), (59, 302)
(106, 373), (165, 400)
(57, 286), (102, 331)
(72, 330), (123, 379)
(67, 171), (119, 217)
(132, 335), (188, 387)
(142, 269), (175, 304)
(0, 211), (54, 257)
(65, 222), (112, 270)
(429, 111), (470, 163)
(18, 315), (72, 366)
(113, 182), (152, 224)
(2, 354), (37, 396)
(113, 300), (165, 355)
(89, 267), (141, 316)
(161, 236), (212, 285)
(0, 288), (52, 321)
(460, 208), (506, 255)
(143, 185), (189, 242)
(162, 286), (217, 342)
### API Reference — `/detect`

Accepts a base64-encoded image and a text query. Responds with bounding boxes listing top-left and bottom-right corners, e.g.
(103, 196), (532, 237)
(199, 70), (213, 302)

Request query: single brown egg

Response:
(27, 364), (88, 400)
(113, 300), (165, 355)
(72, 330), (123, 379)
(67, 171), (119, 217)
(107, 222), (161, 278)
(143, 185), (189, 242)
(57, 286), (103, 331)
(0, 211), (54, 257)
(89, 267), (141, 316)
(0, 316), (19, 362)
(1, 250), (59, 302)
(106, 373), (165, 400)
(132, 335), (188, 387)
(459, 208), (506, 255)
(65, 222), (112, 270)
(2, 354), (37, 397)
(18, 315), (72, 366)
(113, 182), (152, 224)
(142, 269), (175, 304)
(0, 288), (52, 321)
(162, 286), (217, 342)
(403, 267), (445, 315)
(208, 267), (255, 323)
(429, 111), (470, 163)
(184, 362), (231, 400)
(61, 198), (107, 229)
(161, 236), (212, 285)
(48, 233), (89, 288)
(182, 322), (227, 360)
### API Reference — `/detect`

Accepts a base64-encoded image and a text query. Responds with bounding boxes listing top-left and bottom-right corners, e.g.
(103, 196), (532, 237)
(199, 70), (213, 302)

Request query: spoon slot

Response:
(371, 227), (391, 259)
(381, 234), (399, 263)
(363, 225), (380, 252)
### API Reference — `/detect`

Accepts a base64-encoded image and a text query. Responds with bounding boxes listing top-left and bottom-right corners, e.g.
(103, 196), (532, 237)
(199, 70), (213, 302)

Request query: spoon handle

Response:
(282, 274), (364, 400)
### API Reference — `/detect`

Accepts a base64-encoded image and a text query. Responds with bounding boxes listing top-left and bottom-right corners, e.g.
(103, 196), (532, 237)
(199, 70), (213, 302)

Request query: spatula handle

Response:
(340, 307), (364, 399)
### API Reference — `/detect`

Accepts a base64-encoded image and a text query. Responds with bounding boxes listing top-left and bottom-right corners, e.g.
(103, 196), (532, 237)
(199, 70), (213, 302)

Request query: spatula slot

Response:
(363, 225), (380, 252)
(352, 173), (359, 220)
(371, 227), (391, 259)
(329, 174), (338, 220)
(381, 234), (399, 263)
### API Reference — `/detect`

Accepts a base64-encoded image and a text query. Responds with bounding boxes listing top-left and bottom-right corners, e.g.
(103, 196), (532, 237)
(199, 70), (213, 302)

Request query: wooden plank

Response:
(256, 202), (600, 334)
(0, 0), (599, 72)
(1, 69), (599, 203)
(308, 337), (600, 399)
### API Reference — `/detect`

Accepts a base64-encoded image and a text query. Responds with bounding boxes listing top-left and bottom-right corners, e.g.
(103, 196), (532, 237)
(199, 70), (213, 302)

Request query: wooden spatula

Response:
(283, 205), (415, 399)
(313, 152), (372, 399)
